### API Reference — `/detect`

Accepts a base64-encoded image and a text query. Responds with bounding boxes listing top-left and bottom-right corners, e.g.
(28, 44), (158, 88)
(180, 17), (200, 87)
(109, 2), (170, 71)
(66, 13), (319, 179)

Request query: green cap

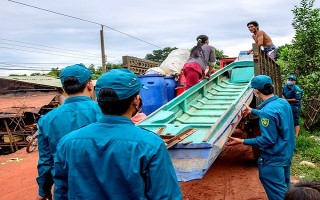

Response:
(287, 75), (297, 81)
(249, 75), (273, 89)
(60, 64), (92, 85)
(95, 69), (147, 101)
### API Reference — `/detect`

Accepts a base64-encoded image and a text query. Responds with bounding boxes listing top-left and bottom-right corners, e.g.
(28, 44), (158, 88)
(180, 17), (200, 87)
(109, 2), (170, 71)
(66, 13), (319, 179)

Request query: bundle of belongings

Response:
(145, 49), (190, 76)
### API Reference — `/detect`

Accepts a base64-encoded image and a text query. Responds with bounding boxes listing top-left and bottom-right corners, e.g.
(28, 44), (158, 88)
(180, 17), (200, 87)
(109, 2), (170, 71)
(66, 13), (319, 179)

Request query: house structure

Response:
(0, 76), (64, 154)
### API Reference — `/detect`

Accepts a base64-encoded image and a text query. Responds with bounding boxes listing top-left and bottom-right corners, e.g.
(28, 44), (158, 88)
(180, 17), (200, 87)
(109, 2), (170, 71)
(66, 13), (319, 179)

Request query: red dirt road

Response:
(181, 145), (267, 200)
(0, 144), (268, 200)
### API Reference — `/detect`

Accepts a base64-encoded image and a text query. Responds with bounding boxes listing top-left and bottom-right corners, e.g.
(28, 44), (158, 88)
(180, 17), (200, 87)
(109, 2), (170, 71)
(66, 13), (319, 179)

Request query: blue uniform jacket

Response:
(53, 115), (182, 200)
(36, 96), (102, 197)
(244, 96), (295, 166)
(282, 84), (303, 107)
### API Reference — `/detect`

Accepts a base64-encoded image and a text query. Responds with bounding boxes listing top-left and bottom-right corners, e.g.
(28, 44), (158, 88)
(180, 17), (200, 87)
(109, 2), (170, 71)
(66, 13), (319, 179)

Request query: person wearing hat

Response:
(53, 69), (182, 200)
(282, 75), (303, 136)
(227, 75), (295, 200)
(36, 64), (102, 200)
(182, 34), (216, 89)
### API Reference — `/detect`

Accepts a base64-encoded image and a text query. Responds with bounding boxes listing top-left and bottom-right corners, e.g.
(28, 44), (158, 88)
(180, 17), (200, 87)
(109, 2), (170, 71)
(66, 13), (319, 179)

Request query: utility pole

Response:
(100, 25), (107, 73)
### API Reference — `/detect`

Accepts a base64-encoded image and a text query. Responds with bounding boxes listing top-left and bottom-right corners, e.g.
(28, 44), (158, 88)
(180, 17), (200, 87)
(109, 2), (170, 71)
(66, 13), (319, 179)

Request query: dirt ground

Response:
(0, 143), (270, 200)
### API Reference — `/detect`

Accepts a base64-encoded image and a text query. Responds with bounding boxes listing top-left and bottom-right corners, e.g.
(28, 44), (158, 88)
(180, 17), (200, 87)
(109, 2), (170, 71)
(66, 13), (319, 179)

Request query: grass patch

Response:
(291, 127), (320, 181)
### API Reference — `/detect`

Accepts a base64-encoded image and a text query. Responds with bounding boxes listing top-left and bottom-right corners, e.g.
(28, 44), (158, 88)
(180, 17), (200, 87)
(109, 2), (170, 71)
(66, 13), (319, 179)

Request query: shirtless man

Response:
(246, 21), (276, 56)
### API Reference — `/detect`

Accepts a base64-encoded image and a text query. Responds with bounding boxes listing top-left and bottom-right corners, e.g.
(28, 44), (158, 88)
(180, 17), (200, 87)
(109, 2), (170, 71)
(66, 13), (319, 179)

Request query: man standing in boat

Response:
(228, 75), (295, 200)
(246, 21), (276, 60)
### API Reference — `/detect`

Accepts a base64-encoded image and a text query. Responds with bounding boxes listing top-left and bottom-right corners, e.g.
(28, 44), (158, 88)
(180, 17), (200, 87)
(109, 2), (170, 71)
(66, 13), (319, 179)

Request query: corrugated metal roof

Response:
(0, 92), (58, 114)
(0, 76), (62, 87)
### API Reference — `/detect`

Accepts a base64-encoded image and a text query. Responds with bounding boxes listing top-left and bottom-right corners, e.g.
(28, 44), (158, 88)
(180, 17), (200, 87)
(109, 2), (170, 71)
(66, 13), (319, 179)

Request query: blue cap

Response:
(287, 75), (297, 81)
(249, 75), (273, 89)
(95, 69), (147, 100)
(60, 64), (92, 85)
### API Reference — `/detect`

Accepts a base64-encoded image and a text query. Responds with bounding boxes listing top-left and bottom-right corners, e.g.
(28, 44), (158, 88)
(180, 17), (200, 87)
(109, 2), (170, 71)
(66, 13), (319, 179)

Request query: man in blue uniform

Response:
(282, 75), (303, 136)
(228, 75), (295, 200)
(36, 64), (102, 200)
(53, 69), (182, 200)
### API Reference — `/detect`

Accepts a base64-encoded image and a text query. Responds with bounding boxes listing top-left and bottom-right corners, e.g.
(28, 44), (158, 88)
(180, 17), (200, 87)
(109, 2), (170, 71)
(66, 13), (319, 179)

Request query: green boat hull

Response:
(138, 61), (254, 181)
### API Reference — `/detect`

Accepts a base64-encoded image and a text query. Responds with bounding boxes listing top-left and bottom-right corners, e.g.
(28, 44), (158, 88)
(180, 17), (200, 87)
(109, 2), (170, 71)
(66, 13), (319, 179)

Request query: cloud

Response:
(0, 0), (319, 75)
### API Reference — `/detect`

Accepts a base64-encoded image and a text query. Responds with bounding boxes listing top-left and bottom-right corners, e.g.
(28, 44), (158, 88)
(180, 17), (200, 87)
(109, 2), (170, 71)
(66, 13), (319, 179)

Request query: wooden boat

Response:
(138, 60), (254, 181)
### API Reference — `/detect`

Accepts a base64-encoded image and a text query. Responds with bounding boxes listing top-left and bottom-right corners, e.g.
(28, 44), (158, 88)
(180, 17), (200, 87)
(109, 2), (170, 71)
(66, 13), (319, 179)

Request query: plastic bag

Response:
(159, 49), (190, 75)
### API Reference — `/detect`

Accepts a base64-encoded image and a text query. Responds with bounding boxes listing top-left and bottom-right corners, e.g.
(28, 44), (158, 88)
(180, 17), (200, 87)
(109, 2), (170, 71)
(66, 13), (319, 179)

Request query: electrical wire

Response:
(0, 46), (102, 61)
(0, 38), (104, 58)
(8, 0), (162, 48)
(0, 67), (52, 71)
(0, 62), (100, 65)
(0, 41), (102, 59)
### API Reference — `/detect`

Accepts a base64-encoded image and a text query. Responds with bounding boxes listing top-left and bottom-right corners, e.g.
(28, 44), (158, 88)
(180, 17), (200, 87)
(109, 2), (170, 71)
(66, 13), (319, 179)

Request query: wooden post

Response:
(252, 43), (282, 98)
(3, 118), (18, 152)
(100, 26), (107, 73)
(252, 43), (261, 76)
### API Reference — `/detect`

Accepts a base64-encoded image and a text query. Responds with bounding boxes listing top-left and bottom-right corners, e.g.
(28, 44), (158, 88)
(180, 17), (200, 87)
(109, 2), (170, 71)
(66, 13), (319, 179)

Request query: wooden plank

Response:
(165, 128), (198, 149)
(3, 118), (18, 152)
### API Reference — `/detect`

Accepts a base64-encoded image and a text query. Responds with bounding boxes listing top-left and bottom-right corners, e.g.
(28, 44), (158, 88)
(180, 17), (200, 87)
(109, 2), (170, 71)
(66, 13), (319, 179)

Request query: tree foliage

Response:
(45, 63), (123, 80)
(47, 67), (61, 78)
(291, 0), (320, 101)
(277, 0), (320, 101)
(145, 47), (178, 63)
(145, 46), (228, 65)
(9, 74), (27, 76)
(30, 73), (43, 76)
(289, 0), (320, 77)
(215, 48), (228, 60)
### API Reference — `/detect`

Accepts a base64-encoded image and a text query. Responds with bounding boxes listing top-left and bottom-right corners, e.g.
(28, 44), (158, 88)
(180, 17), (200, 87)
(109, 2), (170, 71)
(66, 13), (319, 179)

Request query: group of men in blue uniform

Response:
(36, 62), (302, 200)
(36, 64), (182, 200)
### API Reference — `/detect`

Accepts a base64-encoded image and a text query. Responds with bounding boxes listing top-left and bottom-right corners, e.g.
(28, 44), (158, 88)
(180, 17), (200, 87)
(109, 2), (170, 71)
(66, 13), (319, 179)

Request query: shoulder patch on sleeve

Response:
(261, 117), (269, 127)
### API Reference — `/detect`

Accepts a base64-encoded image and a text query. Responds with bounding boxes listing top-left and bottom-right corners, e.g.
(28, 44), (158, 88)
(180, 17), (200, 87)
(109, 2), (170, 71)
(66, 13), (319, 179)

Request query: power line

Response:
(0, 41), (102, 59)
(0, 67), (52, 71)
(0, 62), (101, 65)
(0, 38), (118, 59)
(8, 0), (162, 48)
(0, 63), (60, 71)
(0, 63), (63, 69)
(0, 46), (102, 61)
(0, 38), (103, 58)
(1, 63), (47, 68)
(0, 62), (103, 72)
(0, 62), (85, 65)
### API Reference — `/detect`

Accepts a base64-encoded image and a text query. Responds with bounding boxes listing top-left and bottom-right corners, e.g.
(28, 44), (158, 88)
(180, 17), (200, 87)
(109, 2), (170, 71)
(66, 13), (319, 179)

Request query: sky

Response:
(1, 0), (319, 75)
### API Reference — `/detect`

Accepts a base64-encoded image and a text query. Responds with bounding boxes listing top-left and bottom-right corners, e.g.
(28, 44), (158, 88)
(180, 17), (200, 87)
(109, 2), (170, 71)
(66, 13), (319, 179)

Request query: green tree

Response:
(145, 47), (178, 63)
(88, 64), (96, 74)
(215, 48), (228, 60)
(289, 0), (320, 100)
(276, 44), (294, 81)
(145, 46), (228, 64)
(30, 73), (43, 76)
(9, 74), (27, 76)
(290, 0), (320, 75)
(106, 63), (123, 70)
(90, 63), (123, 80)
(47, 67), (61, 78)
